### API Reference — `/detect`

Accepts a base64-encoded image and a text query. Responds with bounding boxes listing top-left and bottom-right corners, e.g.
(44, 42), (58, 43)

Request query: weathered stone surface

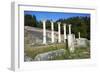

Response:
(34, 49), (66, 61)
(24, 56), (33, 61)
(75, 38), (89, 47)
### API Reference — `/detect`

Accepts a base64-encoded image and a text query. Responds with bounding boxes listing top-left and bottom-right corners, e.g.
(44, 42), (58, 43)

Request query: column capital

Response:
(63, 23), (66, 25)
(42, 20), (46, 22)
(51, 21), (54, 24)
(57, 22), (61, 24)
(63, 23), (67, 27)
(69, 24), (71, 26)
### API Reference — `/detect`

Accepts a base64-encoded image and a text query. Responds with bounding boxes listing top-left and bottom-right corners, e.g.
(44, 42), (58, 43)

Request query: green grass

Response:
(68, 47), (90, 59)
(24, 43), (66, 59)
(24, 42), (90, 60)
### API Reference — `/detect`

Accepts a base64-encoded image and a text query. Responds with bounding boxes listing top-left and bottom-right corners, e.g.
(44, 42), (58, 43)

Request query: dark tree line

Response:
(24, 14), (90, 40)
(24, 14), (37, 27)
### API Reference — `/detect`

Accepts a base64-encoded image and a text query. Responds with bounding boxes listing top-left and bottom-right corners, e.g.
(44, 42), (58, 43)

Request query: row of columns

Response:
(43, 20), (67, 44)
(42, 20), (82, 53)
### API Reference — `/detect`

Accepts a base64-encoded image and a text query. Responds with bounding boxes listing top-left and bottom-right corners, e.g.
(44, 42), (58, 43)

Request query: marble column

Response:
(74, 34), (75, 40)
(69, 24), (71, 34)
(58, 22), (61, 43)
(68, 24), (75, 53)
(63, 24), (67, 42)
(51, 21), (54, 43)
(78, 32), (80, 39)
(43, 20), (46, 44)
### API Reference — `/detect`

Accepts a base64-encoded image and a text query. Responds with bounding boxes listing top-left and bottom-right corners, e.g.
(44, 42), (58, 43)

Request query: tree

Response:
(24, 14), (37, 27)
(46, 20), (51, 30)
(64, 16), (90, 40)
(54, 16), (90, 40)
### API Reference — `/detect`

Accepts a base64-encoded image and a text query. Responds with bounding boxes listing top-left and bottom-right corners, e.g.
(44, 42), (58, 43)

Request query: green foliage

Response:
(24, 14), (37, 27)
(54, 16), (90, 40)
(25, 43), (90, 60)
(24, 43), (66, 59)
(46, 20), (51, 30)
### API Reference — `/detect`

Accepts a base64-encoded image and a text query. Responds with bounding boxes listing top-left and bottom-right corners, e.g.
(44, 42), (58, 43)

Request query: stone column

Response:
(63, 24), (67, 42)
(78, 32), (80, 39)
(74, 34), (75, 40)
(58, 22), (61, 43)
(69, 24), (71, 34)
(68, 24), (75, 53)
(51, 21), (54, 43)
(43, 20), (46, 44)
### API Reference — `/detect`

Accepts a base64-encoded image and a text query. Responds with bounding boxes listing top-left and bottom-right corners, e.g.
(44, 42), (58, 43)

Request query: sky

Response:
(24, 11), (90, 21)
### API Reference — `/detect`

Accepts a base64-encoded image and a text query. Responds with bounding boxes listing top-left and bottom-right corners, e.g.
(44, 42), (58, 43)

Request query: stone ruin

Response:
(42, 20), (89, 53)
(34, 49), (66, 61)
(24, 20), (90, 61)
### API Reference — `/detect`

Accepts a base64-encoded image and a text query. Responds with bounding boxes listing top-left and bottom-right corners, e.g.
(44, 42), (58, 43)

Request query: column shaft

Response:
(69, 24), (71, 34)
(43, 20), (46, 44)
(58, 22), (61, 43)
(51, 21), (54, 43)
(78, 32), (80, 39)
(64, 24), (67, 42)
